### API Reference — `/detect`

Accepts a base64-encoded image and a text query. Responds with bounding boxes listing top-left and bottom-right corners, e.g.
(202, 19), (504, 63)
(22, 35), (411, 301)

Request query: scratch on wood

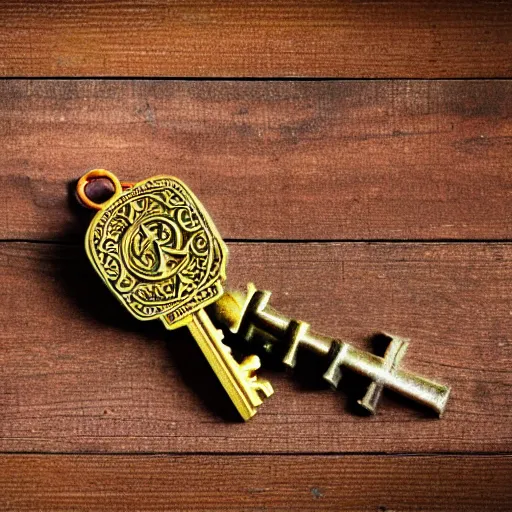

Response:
(310, 486), (324, 498)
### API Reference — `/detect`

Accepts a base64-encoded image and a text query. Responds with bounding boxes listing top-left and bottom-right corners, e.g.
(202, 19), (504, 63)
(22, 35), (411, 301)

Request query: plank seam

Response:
(1, 77), (511, 81)
(1, 451), (510, 457)
(2, 239), (512, 246)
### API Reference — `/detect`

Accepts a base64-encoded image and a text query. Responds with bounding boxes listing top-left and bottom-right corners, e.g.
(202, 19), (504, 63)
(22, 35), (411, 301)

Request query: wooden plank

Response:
(1, 241), (510, 453)
(0, 1), (510, 78)
(1, 80), (511, 241)
(1, 454), (511, 511)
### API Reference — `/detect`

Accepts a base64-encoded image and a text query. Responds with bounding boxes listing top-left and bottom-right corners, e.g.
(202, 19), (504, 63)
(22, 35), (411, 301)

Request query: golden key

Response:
(76, 169), (273, 420)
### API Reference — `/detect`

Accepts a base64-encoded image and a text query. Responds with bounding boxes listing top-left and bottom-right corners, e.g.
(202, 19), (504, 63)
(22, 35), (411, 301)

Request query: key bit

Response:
(77, 170), (273, 421)
(213, 283), (451, 416)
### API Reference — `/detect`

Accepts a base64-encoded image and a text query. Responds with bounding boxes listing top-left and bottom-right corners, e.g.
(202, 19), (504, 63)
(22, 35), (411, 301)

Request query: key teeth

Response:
(356, 333), (409, 414)
(358, 381), (382, 414)
(252, 378), (274, 399)
(239, 355), (274, 399)
(323, 342), (349, 389)
(357, 399), (377, 415)
(282, 320), (310, 369)
(239, 354), (262, 373)
(323, 365), (342, 389)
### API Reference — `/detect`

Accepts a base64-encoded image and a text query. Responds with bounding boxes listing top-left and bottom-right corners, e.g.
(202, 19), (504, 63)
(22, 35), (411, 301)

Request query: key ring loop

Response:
(76, 169), (123, 210)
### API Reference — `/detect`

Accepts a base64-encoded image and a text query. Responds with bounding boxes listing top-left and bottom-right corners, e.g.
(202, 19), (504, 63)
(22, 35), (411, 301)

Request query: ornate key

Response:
(76, 170), (273, 420)
(214, 283), (451, 416)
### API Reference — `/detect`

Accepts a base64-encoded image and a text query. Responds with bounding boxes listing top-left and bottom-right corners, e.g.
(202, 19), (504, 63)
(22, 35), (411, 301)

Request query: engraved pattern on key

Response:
(86, 176), (226, 324)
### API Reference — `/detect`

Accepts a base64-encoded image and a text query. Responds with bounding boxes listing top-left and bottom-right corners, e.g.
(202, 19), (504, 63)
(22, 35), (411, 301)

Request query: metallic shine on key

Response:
(214, 283), (451, 416)
(76, 169), (273, 421)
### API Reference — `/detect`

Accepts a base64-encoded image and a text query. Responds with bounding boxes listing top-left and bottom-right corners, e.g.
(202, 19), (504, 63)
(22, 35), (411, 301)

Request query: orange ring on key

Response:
(76, 169), (123, 210)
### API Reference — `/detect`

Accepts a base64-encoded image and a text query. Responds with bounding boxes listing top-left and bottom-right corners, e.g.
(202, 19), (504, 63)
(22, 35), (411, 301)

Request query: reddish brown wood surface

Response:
(0, 1), (511, 77)
(2, 454), (511, 511)
(1, 241), (510, 453)
(1, 80), (511, 241)
(1, 78), (510, 507)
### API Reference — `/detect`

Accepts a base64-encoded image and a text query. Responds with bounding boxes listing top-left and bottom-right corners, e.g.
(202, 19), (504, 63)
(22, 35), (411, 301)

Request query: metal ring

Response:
(76, 169), (123, 210)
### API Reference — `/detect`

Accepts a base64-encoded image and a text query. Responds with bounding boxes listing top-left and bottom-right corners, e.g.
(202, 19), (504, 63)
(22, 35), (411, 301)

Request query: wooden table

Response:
(0, 3), (511, 511)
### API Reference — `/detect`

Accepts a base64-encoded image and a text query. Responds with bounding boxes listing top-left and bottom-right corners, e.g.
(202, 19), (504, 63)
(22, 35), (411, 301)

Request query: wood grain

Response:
(1, 80), (511, 241)
(1, 454), (510, 511)
(0, 1), (511, 77)
(1, 241), (510, 453)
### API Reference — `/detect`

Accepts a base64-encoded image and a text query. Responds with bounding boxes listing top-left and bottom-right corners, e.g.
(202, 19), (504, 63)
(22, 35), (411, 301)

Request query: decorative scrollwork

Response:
(86, 176), (227, 323)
